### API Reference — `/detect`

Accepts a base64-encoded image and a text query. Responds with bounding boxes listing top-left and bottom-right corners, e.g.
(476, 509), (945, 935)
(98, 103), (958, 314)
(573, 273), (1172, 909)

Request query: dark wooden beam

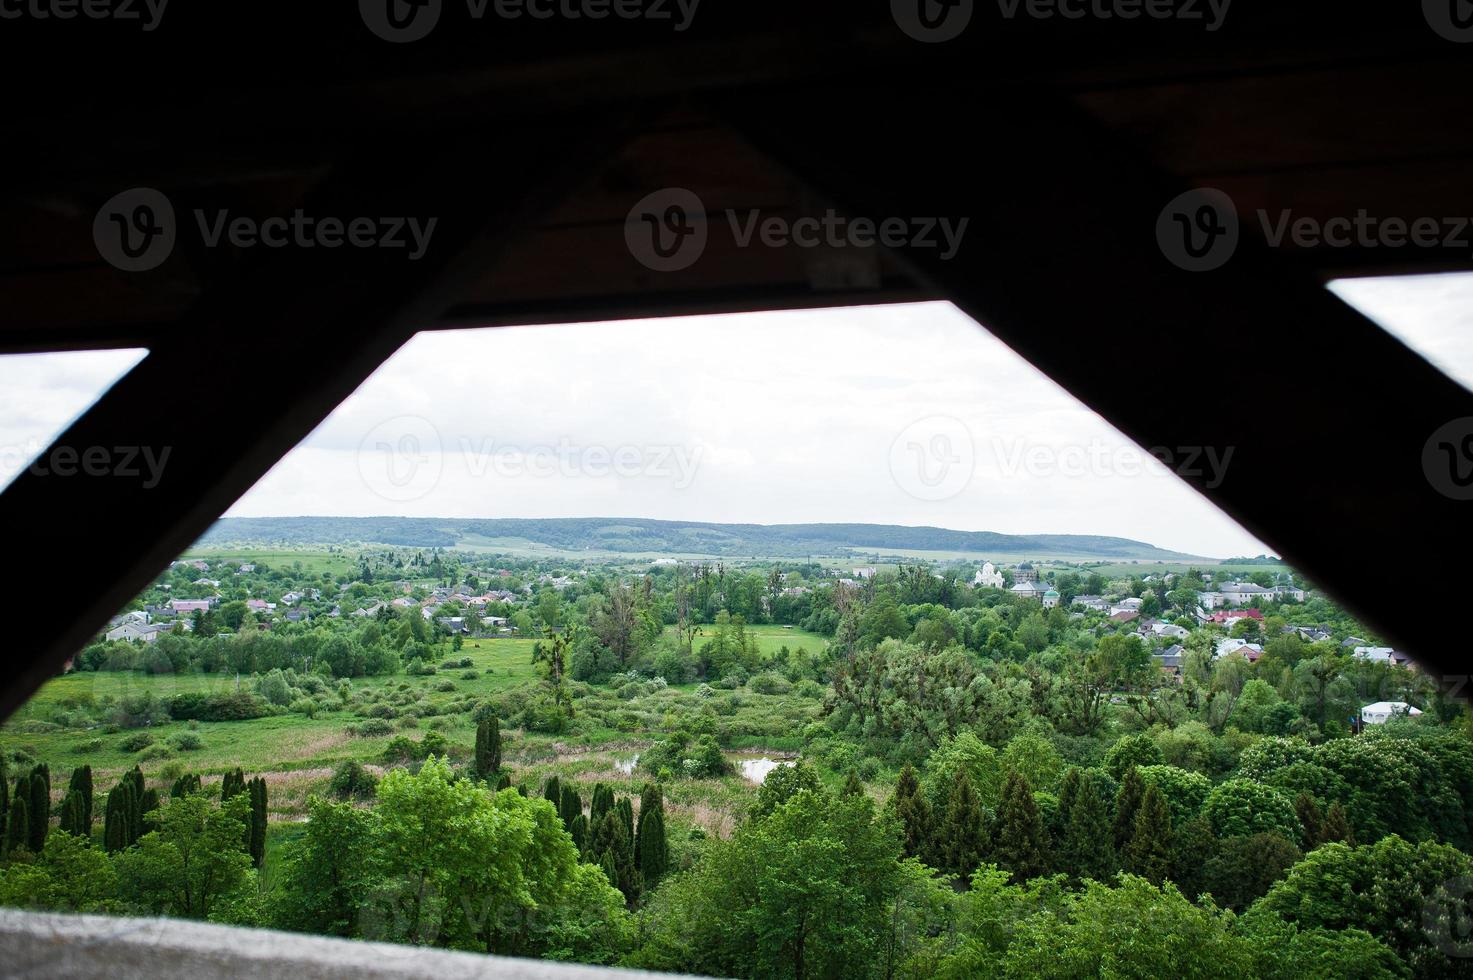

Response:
(720, 81), (1473, 679)
(0, 116), (637, 720)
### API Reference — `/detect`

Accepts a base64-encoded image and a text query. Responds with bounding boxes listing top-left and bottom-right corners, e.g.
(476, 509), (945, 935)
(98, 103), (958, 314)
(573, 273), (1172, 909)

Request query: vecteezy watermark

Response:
(93, 187), (439, 272)
(1156, 188), (1240, 272)
(1158, 187), (1473, 272)
(359, 0), (699, 43)
(355, 415), (704, 502)
(1424, 0), (1473, 43)
(358, 416), (445, 504)
(625, 187), (969, 273)
(0, 440), (171, 489)
(458, 437), (703, 488)
(890, 416), (976, 501)
(991, 437), (1235, 488)
(892, 0), (1230, 42)
(0, 0), (169, 30)
(1423, 417), (1473, 501)
(1424, 876), (1473, 957)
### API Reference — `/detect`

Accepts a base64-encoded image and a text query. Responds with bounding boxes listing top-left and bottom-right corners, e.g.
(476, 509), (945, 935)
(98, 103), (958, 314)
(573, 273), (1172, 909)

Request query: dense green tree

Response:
(474, 716), (502, 780)
(0, 831), (117, 913)
(267, 797), (378, 936)
(841, 769), (864, 797)
(636, 783), (668, 889)
(589, 783), (614, 827)
(67, 766), (93, 834)
(114, 792), (255, 920)
(57, 790), (87, 840)
(248, 777), (268, 868)
(1125, 784), (1173, 885)
(1059, 774), (1116, 883)
(589, 800), (639, 905)
(1103, 732), (1164, 780)
(1112, 767), (1145, 852)
(1201, 832), (1300, 911)
(5, 792), (28, 856)
(752, 761), (822, 820)
(991, 771), (1047, 884)
(570, 813), (590, 858)
(893, 765), (932, 862)
(1202, 779), (1300, 840)
(103, 784), (130, 853)
(559, 784), (582, 831)
(27, 766), (49, 853)
(1320, 800), (1355, 847)
(937, 767), (987, 879)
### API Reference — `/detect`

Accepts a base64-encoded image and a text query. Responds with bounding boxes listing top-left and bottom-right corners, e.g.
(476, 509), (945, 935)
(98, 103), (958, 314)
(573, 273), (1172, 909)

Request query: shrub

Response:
(350, 719), (394, 738)
(72, 739), (104, 754)
(289, 698), (318, 718)
(167, 691), (267, 722)
(328, 760), (378, 800)
(461, 670), (480, 680)
(405, 659), (437, 676)
(440, 657), (473, 669)
(169, 732), (205, 752)
(138, 744), (173, 761)
(748, 673), (792, 695)
(120, 732), (155, 753)
(435, 681), (457, 693)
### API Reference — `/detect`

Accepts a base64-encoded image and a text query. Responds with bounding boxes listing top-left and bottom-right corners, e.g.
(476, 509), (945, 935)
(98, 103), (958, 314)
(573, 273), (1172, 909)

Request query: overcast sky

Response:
(4, 276), (1471, 560)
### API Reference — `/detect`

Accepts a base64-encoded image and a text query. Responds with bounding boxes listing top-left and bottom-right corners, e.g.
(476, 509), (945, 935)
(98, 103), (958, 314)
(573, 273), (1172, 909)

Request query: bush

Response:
(120, 732), (155, 753)
(440, 657), (473, 669)
(169, 732), (205, 752)
(350, 719), (394, 738)
(405, 659), (437, 676)
(748, 673), (792, 695)
(461, 670), (480, 680)
(72, 738), (104, 754)
(138, 744), (173, 761)
(168, 691), (267, 722)
(435, 681), (457, 693)
(328, 760), (378, 800)
(289, 698), (318, 718)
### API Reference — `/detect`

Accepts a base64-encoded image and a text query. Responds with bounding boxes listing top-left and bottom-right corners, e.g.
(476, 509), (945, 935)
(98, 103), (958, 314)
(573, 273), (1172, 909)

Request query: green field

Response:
(2, 629), (831, 837)
(178, 548), (359, 577)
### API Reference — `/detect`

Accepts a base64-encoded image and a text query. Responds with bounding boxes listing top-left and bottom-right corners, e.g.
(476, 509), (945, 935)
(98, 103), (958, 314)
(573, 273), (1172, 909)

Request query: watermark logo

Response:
(1424, 876), (1473, 957)
(94, 188), (176, 272)
(1156, 188), (1238, 272)
(1423, 417), (1473, 501)
(358, 415), (444, 503)
(892, 0), (973, 42)
(1425, 0), (1473, 43)
(995, 0), (1230, 31)
(0, 439), (171, 489)
(626, 187), (707, 272)
(0, 0), (169, 30)
(728, 208), (968, 260)
(361, 0), (699, 43)
(890, 416), (975, 500)
(94, 188), (438, 271)
(992, 438), (1235, 488)
(360, 0), (442, 42)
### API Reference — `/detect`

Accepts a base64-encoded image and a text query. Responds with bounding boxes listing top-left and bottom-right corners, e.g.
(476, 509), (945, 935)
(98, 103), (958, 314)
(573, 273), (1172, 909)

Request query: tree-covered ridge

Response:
(199, 516), (1201, 559)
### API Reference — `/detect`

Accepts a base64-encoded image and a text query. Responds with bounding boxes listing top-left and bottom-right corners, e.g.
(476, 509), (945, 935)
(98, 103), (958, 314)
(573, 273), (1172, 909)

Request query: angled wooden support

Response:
(0, 117), (637, 719)
(720, 81), (1473, 677)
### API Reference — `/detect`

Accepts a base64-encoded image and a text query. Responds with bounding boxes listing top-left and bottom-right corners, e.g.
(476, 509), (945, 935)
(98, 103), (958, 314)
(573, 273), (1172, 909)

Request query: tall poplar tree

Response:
(1112, 767), (1146, 853)
(992, 770), (1047, 884)
(1125, 784), (1173, 885)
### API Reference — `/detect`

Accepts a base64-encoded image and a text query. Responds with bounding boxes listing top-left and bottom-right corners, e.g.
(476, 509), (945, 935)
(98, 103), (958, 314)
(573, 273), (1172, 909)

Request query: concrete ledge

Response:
(0, 910), (673, 979)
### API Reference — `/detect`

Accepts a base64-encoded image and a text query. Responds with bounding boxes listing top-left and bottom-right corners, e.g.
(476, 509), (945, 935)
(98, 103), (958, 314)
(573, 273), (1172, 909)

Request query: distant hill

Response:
(199, 517), (1205, 560)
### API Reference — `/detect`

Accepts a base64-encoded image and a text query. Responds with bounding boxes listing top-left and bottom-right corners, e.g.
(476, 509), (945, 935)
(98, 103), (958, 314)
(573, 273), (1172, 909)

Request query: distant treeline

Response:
(199, 516), (1199, 560)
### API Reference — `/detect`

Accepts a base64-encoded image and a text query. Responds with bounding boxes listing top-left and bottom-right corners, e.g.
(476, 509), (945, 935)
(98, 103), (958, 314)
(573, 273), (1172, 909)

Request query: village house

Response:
(1220, 581), (1275, 605)
(1215, 637), (1264, 661)
(1361, 701), (1423, 725)
(1071, 594), (1107, 612)
(1011, 580), (1047, 601)
(168, 598), (213, 614)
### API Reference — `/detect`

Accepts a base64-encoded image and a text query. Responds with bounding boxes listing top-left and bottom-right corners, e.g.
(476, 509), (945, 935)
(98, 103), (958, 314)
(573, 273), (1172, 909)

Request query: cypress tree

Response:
(635, 783), (668, 888)
(937, 768), (987, 879)
(171, 773), (201, 798)
(590, 783), (613, 827)
(1125, 784), (1173, 885)
(559, 784), (582, 831)
(123, 768), (146, 846)
(1054, 767), (1083, 837)
(57, 791), (85, 839)
(494, 771), (512, 792)
(222, 768), (245, 801)
(590, 804), (640, 904)
(542, 775), (562, 810)
(570, 812), (590, 858)
(616, 796), (635, 849)
(0, 758), (8, 847)
(1112, 767), (1146, 853)
(27, 769), (49, 853)
(70, 765), (93, 833)
(841, 769), (864, 797)
(103, 787), (130, 853)
(893, 765), (933, 863)
(516, 783), (528, 797)
(1320, 801), (1354, 846)
(1294, 791), (1323, 850)
(138, 788), (161, 838)
(992, 770), (1047, 884)
(474, 716), (502, 780)
(5, 792), (28, 855)
(247, 777), (267, 867)
(1059, 775), (1115, 882)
